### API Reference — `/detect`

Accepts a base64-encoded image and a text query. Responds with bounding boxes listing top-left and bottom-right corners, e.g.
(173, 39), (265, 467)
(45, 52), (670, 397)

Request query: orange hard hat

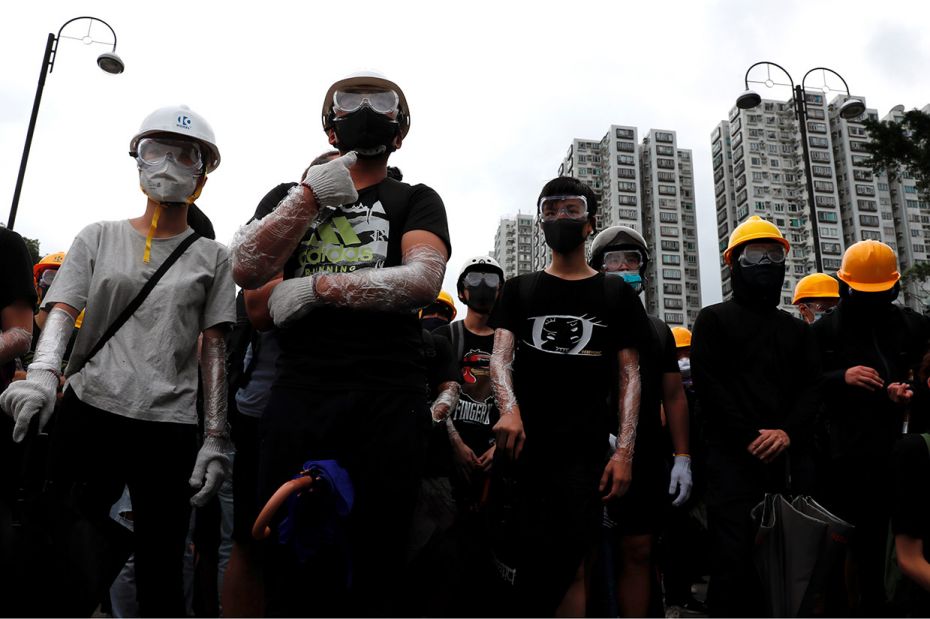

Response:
(836, 240), (900, 292)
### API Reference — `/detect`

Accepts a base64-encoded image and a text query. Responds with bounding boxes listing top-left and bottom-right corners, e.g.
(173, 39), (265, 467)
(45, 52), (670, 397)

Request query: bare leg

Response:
(617, 534), (652, 618)
(556, 559), (587, 618)
(220, 542), (264, 617)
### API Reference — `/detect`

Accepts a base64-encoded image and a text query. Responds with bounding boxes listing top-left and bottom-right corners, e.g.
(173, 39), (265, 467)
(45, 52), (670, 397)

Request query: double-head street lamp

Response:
(7, 17), (124, 230)
(735, 61), (864, 273)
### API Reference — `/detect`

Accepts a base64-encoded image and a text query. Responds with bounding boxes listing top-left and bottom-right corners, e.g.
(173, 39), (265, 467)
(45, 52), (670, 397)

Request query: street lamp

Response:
(735, 61), (863, 273)
(7, 16), (124, 230)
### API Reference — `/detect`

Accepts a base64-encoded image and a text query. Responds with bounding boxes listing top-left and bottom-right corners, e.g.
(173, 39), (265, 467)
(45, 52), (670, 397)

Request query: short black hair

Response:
(537, 176), (598, 224)
(386, 166), (403, 181)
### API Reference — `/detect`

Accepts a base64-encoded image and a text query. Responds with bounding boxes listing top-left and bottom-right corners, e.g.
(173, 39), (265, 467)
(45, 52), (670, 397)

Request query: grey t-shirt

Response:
(234, 330), (281, 418)
(44, 220), (236, 424)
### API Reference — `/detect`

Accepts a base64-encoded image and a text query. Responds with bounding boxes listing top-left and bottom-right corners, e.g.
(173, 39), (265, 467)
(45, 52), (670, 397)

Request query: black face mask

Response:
(542, 219), (588, 253)
(731, 261), (785, 308)
(333, 107), (399, 159)
(421, 317), (449, 332)
(842, 282), (900, 310)
(464, 284), (498, 314)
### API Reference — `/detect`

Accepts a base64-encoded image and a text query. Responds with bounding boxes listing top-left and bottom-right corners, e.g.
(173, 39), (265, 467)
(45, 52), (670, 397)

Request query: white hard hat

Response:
(129, 105), (221, 172)
(457, 255), (504, 292)
(321, 71), (410, 138)
(590, 225), (649, 270)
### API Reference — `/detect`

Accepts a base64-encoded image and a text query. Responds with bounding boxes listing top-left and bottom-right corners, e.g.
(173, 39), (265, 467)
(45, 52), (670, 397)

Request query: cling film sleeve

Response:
(612, 347), (641, 463)
(200, 332), (230, 439)
(431, 381), (461, 423)
(0, 327), (31, 365)
(490, 328), (518, 416)
(30, 307), (75, 375)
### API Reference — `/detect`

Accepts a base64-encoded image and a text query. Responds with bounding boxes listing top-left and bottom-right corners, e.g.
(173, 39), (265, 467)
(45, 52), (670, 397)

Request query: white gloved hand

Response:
(301, 151), (358, 207)
(0, 368), (59, 443)
(268, 276), (318, 328)
(189, 435), (233, 507)
(668, 454), (693, 507)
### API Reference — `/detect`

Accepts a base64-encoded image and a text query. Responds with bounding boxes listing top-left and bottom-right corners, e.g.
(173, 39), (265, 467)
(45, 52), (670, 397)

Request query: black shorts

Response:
(230, 407), (261, 544)
(605, 447), (669, 537)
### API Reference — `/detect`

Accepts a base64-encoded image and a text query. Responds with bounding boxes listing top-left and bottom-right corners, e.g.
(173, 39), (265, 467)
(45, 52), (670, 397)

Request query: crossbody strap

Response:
(69, 232), (201, 376)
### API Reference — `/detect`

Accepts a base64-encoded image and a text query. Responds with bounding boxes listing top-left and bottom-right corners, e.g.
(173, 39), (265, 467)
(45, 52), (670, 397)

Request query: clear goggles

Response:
(538, 195), (588, 222)
(602, 250), (643, 271)
(333, 89), (400, 116)
(463, 271), (501, 288)
(800, 300), (834, 313)
(135, 137), (204, 172)
(738, 242), (787, 266)
(38, 269), (57, 288)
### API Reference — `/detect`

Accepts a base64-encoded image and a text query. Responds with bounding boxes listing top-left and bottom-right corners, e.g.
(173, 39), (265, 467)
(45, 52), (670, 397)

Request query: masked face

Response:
(464, 284), (498, 314)
(333, 107), (399, 158)
(607, 271), (643, 293)
(843, 284), (899, 309)
(139, 158), (200, 205)
(542, 219), (588, 253)
(421, 316), (449, 332)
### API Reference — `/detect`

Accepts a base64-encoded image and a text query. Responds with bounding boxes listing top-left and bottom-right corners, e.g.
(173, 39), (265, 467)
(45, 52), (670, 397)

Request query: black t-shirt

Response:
(890, 433), (930, 612)
(423, 329), (463, 477)
(252, 178), (450, 392)
(489, 271), (650, 462)
(433, 321), (499, 454)
(633, 316), (680, 460)
(0, 228), (37, 390)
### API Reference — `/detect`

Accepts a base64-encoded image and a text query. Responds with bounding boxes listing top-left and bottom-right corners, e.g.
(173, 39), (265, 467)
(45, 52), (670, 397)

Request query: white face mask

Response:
(139, 158), (198, 204)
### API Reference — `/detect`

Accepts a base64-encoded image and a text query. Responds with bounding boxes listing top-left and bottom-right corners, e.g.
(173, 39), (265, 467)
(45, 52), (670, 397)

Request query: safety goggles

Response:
(38, 269), (57, 288)
(538, 195), (588, 222)
(463, 271), (501, 288)
(602, 250), (643, 271)
(737, 242), (786, 266)
(135, 137), (204, 172)
(333, 89), (400, 116)
(800, 300), (834, 314)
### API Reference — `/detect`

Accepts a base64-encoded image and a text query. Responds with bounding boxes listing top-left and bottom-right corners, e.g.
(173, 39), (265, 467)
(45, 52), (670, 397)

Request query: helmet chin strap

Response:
(140, 176), (204, 263)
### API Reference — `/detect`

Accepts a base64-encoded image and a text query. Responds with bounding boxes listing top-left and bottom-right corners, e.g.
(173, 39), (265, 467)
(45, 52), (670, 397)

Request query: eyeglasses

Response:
(738, 243), (786, 266)
(38, 269), (57, 288)
(602, 250), (643, 271)
(463, 271), (501, 288)
(538, 195), (588, 222)
(333, 89), (400, 116)
(135, 137), (204, 172)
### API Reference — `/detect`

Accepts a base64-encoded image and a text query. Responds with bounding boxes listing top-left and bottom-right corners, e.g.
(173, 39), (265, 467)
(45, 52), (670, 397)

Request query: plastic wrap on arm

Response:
(431, 381), (461, 423)
(200, 333), (230, 439)
(445, 416), (460, 439)
(31, 307), (75, 375)
(0, 327), (31, 365)
(490, 328), (518, 415)
(612, 348), (641, 463)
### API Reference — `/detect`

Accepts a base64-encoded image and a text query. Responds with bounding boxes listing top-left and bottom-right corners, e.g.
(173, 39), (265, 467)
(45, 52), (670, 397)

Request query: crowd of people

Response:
(0, 70), (929, 618)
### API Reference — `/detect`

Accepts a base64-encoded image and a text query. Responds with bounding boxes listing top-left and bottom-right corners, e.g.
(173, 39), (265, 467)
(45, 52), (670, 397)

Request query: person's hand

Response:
(189, 436), (233, 507)
(668, 455), (693, 507)
(268, 277), (317, 328)
(845, 365), (883, 391)
(0, 368), (59, 442)
(493, 410), (525, 460)
(451, 436), (479, 483)
(748, 429), (790, 463)
(600, 452), (633, 502)
(887, 382), (914, 405)
(300, 151), (358, 207)
(477, 444), (496, 473)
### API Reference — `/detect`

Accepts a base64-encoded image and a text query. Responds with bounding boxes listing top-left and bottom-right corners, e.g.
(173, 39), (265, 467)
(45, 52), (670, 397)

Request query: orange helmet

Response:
(836, 240), (900, 292)
(34, 252), (65, 280)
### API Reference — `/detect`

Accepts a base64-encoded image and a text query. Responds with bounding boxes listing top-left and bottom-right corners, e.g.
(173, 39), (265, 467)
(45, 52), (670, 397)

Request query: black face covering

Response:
(542, 219), (587, 253)
(421, 317), (449, 332)
(333, 108), (399, 159)
(841, 281), (900, 311)
(731, 260), (785, 309)
(464, 284), (498, 314)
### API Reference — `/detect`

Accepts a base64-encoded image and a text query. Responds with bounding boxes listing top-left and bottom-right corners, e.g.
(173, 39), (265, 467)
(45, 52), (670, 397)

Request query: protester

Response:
(421, 290), (458, 332)
(589, 225), (691, 617)
(691, 215), (821, 617)
(0, 104), (235, 616)
(814, 239), (930, 615)
(230, 71), (451, 615)
(489, 177), (650, 616)
(793, 272), (840, 325)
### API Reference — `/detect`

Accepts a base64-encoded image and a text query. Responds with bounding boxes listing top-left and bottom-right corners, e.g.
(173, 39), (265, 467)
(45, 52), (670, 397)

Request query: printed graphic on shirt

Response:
(294, 200), (390, 276)
(454, 348), (493, 425)
(523, 314), (605, 356)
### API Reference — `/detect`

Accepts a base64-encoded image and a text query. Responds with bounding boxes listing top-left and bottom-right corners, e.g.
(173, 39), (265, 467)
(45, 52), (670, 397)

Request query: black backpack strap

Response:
(70, 232), (201, 376)
(452, 320), (465, 362)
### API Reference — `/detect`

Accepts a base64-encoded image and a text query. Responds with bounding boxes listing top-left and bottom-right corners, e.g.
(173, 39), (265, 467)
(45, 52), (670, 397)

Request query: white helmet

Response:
(129, 105), (221, 172)
(321, 71), (411, 138)
(457, 255), (504, 293)
(590, 225), (649, 272)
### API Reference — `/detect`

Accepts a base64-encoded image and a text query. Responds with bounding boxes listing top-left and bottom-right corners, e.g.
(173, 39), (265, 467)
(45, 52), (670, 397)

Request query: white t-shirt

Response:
(44, 219), (236, 424)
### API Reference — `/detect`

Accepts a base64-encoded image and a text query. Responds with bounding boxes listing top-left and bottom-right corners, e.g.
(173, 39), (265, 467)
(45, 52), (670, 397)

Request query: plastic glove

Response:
(0, 368), (59, 443)
(668, 454), (693, 507)
(268, 276), (317, 328)
(189, 435), (232, 507)
(300, 151), (358, 207)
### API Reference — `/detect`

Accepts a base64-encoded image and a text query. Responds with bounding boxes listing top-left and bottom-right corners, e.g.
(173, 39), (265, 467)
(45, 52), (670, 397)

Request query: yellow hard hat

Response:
(671, 326), (692, 349)
(34, 251), (66, 279)
(793, 273), (840, 304)
(836, 240), (900, 292)
(419, 290), (458, 320)
(723, 216), (790, 266)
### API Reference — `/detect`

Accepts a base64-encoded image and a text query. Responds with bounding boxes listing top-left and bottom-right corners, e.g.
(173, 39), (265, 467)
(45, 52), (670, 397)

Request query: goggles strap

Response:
(143, 205), (162, 263)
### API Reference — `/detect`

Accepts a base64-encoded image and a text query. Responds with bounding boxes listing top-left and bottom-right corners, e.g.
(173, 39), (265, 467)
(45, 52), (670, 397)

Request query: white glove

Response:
(268, 276), (318, 328)
(301, 151), (358, 207)
(1, 369), (59, 443)
(668, 454), (693, 507)
(189, 435), (233, 507)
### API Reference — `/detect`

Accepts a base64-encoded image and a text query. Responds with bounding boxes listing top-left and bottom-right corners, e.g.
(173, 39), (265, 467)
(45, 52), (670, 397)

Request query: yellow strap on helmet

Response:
(143, 205), (163, 263)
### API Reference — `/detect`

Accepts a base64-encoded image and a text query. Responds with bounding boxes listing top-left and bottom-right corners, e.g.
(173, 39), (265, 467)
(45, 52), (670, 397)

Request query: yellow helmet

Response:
(793, 273), (840, 304)
(671, 326), (692, 349)
(419, 290), (457, 320)
(836, 240), (900, 292)
(34, 251), (66, 279)
(723, 216), (790, 266)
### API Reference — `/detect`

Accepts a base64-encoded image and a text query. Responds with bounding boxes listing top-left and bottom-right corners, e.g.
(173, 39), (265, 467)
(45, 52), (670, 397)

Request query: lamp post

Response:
(735, 61), (864, 273)
(7, 16), (124, 230)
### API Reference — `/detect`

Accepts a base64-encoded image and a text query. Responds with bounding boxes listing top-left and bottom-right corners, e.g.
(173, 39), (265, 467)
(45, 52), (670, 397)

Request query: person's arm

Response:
(231, 154), (358, 289)
(244, 274), (283, 332)
(431, 381), (460, 424)
(600, 347), (640, 501)
(0, 301), (33, 365)
(491, 328), (525, 460)
(663, 370), (693, 506)
(189, 327), (233, 507)
(895, 535), (930, 592)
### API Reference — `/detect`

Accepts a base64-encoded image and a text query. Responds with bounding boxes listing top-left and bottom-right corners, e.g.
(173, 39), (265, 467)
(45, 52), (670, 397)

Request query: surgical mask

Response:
(541, 219), (587, 253)
(139, 158), (199, 205)
(333, 107), (399, 158)
(678, 357), (692, 386)
(421, 317), (449, 332)
(619, 272), (643, 293)
(464, 284), (498, 314)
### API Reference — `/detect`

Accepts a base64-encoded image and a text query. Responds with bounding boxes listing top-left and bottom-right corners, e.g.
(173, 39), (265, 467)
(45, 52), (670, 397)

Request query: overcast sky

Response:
(2, 0), (929, 309)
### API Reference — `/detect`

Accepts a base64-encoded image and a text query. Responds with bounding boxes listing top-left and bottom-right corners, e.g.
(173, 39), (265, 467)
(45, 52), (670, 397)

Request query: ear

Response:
(393, 133), (403, 151)
(327, 128), (338, 147)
